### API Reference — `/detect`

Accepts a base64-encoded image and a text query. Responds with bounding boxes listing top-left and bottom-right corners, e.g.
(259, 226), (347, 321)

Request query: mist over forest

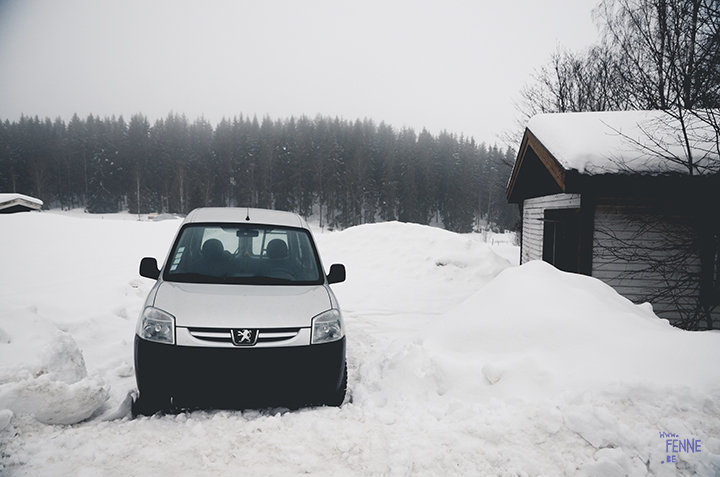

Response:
(0, 113), (518, 233)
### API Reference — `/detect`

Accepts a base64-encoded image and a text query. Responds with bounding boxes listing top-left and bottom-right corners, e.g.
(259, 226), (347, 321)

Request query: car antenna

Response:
(245, 207), (250, 221)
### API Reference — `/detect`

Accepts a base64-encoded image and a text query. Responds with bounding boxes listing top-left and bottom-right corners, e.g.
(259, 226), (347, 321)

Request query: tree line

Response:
(0, 113), (517, 233)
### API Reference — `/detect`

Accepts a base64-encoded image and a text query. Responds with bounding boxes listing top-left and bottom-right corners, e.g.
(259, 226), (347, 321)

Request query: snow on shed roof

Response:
(527, 110), (719, 175)
(0, 193), (43, 213)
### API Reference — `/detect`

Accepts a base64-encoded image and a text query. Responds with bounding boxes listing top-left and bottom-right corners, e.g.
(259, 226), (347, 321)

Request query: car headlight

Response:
(138, 307), (175, 345)
(311, 309), (344, 344)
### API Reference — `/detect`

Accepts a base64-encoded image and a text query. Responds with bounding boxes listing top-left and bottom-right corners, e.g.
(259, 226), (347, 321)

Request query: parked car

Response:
(132, 207), (347, 415)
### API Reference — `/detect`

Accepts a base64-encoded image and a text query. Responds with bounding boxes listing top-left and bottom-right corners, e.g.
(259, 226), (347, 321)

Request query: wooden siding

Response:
(592, 204), (719, 328)
(521, 193), (581, 264)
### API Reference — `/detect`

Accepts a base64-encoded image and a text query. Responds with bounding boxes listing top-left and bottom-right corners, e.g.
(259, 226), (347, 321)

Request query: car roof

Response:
(183, 207), (310, 229)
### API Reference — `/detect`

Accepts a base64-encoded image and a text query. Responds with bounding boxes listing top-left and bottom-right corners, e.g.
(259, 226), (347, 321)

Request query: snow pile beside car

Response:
(350, 260), (720, 475)
(355, 257), (720, 405)
(0, 307), (108, 425)
(0, 211), (182, 428)
(423, 260), (720, 398)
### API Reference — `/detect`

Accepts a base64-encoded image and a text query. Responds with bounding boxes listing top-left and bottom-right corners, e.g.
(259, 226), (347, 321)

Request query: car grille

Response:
(187, 327), (301, 345)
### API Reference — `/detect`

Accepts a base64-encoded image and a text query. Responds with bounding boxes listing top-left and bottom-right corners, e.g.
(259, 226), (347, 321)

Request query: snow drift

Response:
(0, 306), (108, 425)
(1, 211), (719, 476)
(424, 260), (720, 398)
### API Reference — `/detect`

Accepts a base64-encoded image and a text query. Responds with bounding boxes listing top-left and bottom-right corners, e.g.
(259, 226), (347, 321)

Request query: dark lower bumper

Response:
(134, 335), (346, 409)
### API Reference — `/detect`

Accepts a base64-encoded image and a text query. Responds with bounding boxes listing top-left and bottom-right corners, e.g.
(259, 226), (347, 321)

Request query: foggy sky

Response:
(0, 0), (599, 144)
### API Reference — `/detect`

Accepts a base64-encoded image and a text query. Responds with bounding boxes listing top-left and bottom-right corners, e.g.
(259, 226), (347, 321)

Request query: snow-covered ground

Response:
(1, 210), (719, 476)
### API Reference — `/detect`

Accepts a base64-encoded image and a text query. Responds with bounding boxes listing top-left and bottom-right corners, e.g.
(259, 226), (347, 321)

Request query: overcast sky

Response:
(0, 0), (599, 145)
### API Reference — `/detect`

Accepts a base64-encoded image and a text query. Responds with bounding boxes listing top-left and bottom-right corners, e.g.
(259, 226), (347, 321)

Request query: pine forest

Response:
(0, 113), (517, 233)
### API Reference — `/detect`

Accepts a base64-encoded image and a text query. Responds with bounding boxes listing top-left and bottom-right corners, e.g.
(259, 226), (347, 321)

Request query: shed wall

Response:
(592, 203), (719, 329)
(521, 193), (581, 264)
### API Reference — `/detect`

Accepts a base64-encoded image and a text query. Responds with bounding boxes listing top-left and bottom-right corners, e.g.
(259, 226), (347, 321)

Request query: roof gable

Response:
(506, 129), (566, 203)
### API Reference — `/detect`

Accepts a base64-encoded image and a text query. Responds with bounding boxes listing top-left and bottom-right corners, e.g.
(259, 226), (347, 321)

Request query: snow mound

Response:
(322, 221), (510, 277)
(0, 307), (108, 425)
(316, 221), (513, 317)
(347, 260), (720, 476)
(360, 260), (720, 406)
(441, 261), (718, 391)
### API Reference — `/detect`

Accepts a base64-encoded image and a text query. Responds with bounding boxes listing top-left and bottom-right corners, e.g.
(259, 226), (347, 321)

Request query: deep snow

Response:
(1, 210), (719, 476)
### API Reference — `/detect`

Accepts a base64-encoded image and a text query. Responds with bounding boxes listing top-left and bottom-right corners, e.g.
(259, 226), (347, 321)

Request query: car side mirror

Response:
(327, 264), (346, 284)
(140, 257), (160, 280)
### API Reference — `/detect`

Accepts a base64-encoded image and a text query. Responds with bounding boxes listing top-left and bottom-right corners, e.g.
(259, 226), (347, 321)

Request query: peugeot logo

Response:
(231, 329), (258, 346)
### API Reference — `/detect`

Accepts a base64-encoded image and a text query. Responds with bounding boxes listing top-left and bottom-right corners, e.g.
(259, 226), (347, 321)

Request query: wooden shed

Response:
(0, 193), (43, 214)
(506, 110), (720, 329)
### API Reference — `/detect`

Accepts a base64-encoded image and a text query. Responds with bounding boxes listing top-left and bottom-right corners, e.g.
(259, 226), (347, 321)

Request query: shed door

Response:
(543, 208), (581, 273)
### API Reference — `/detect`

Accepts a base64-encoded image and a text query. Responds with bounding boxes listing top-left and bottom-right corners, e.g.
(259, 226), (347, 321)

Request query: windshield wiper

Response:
(241, 276), (294, 285)
(165, 272), (227, 283)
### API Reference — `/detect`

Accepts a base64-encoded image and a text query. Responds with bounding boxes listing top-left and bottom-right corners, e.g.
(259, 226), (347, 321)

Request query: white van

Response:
(133, 207), (346, 415)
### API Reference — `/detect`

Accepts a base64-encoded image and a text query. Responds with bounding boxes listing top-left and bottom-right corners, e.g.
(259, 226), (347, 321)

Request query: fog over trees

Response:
(0, 113), (517, 233)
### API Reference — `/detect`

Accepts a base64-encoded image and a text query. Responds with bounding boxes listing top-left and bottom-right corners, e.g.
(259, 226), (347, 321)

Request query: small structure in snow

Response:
(506, 110), (720, 329)
(0, 193), (43, 214)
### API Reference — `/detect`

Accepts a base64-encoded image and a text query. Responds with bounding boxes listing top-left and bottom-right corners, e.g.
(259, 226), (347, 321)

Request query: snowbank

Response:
(0, 306), (108, 425)
(315, 221), (514, 320)
(0, 211), (182, 426)
(356, 258), (720, 405)
(426, 260), (720, 397)
(1, 211), (719, 476)
(350, 261), (720, 475)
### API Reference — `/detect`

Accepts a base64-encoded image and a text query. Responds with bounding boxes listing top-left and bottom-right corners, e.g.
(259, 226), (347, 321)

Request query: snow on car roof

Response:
(527, 110), (719, 175)
(183, 207), (308, 229)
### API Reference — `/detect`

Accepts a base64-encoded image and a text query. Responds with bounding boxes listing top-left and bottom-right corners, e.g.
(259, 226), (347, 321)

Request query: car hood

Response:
(152, 282), (333, 328)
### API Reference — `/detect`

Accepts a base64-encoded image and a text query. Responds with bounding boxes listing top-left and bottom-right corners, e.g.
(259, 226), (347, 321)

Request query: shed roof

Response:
(526, 110), (719, 174)
(507, 110), (720, 203)
(0, 193), (43, 213)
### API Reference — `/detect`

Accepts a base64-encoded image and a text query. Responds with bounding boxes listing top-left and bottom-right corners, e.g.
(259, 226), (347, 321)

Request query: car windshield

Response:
(164, 224), (323, 285)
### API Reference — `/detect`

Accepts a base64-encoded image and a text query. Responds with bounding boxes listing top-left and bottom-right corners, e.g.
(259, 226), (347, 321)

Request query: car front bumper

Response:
(134, 335), (346, 409)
